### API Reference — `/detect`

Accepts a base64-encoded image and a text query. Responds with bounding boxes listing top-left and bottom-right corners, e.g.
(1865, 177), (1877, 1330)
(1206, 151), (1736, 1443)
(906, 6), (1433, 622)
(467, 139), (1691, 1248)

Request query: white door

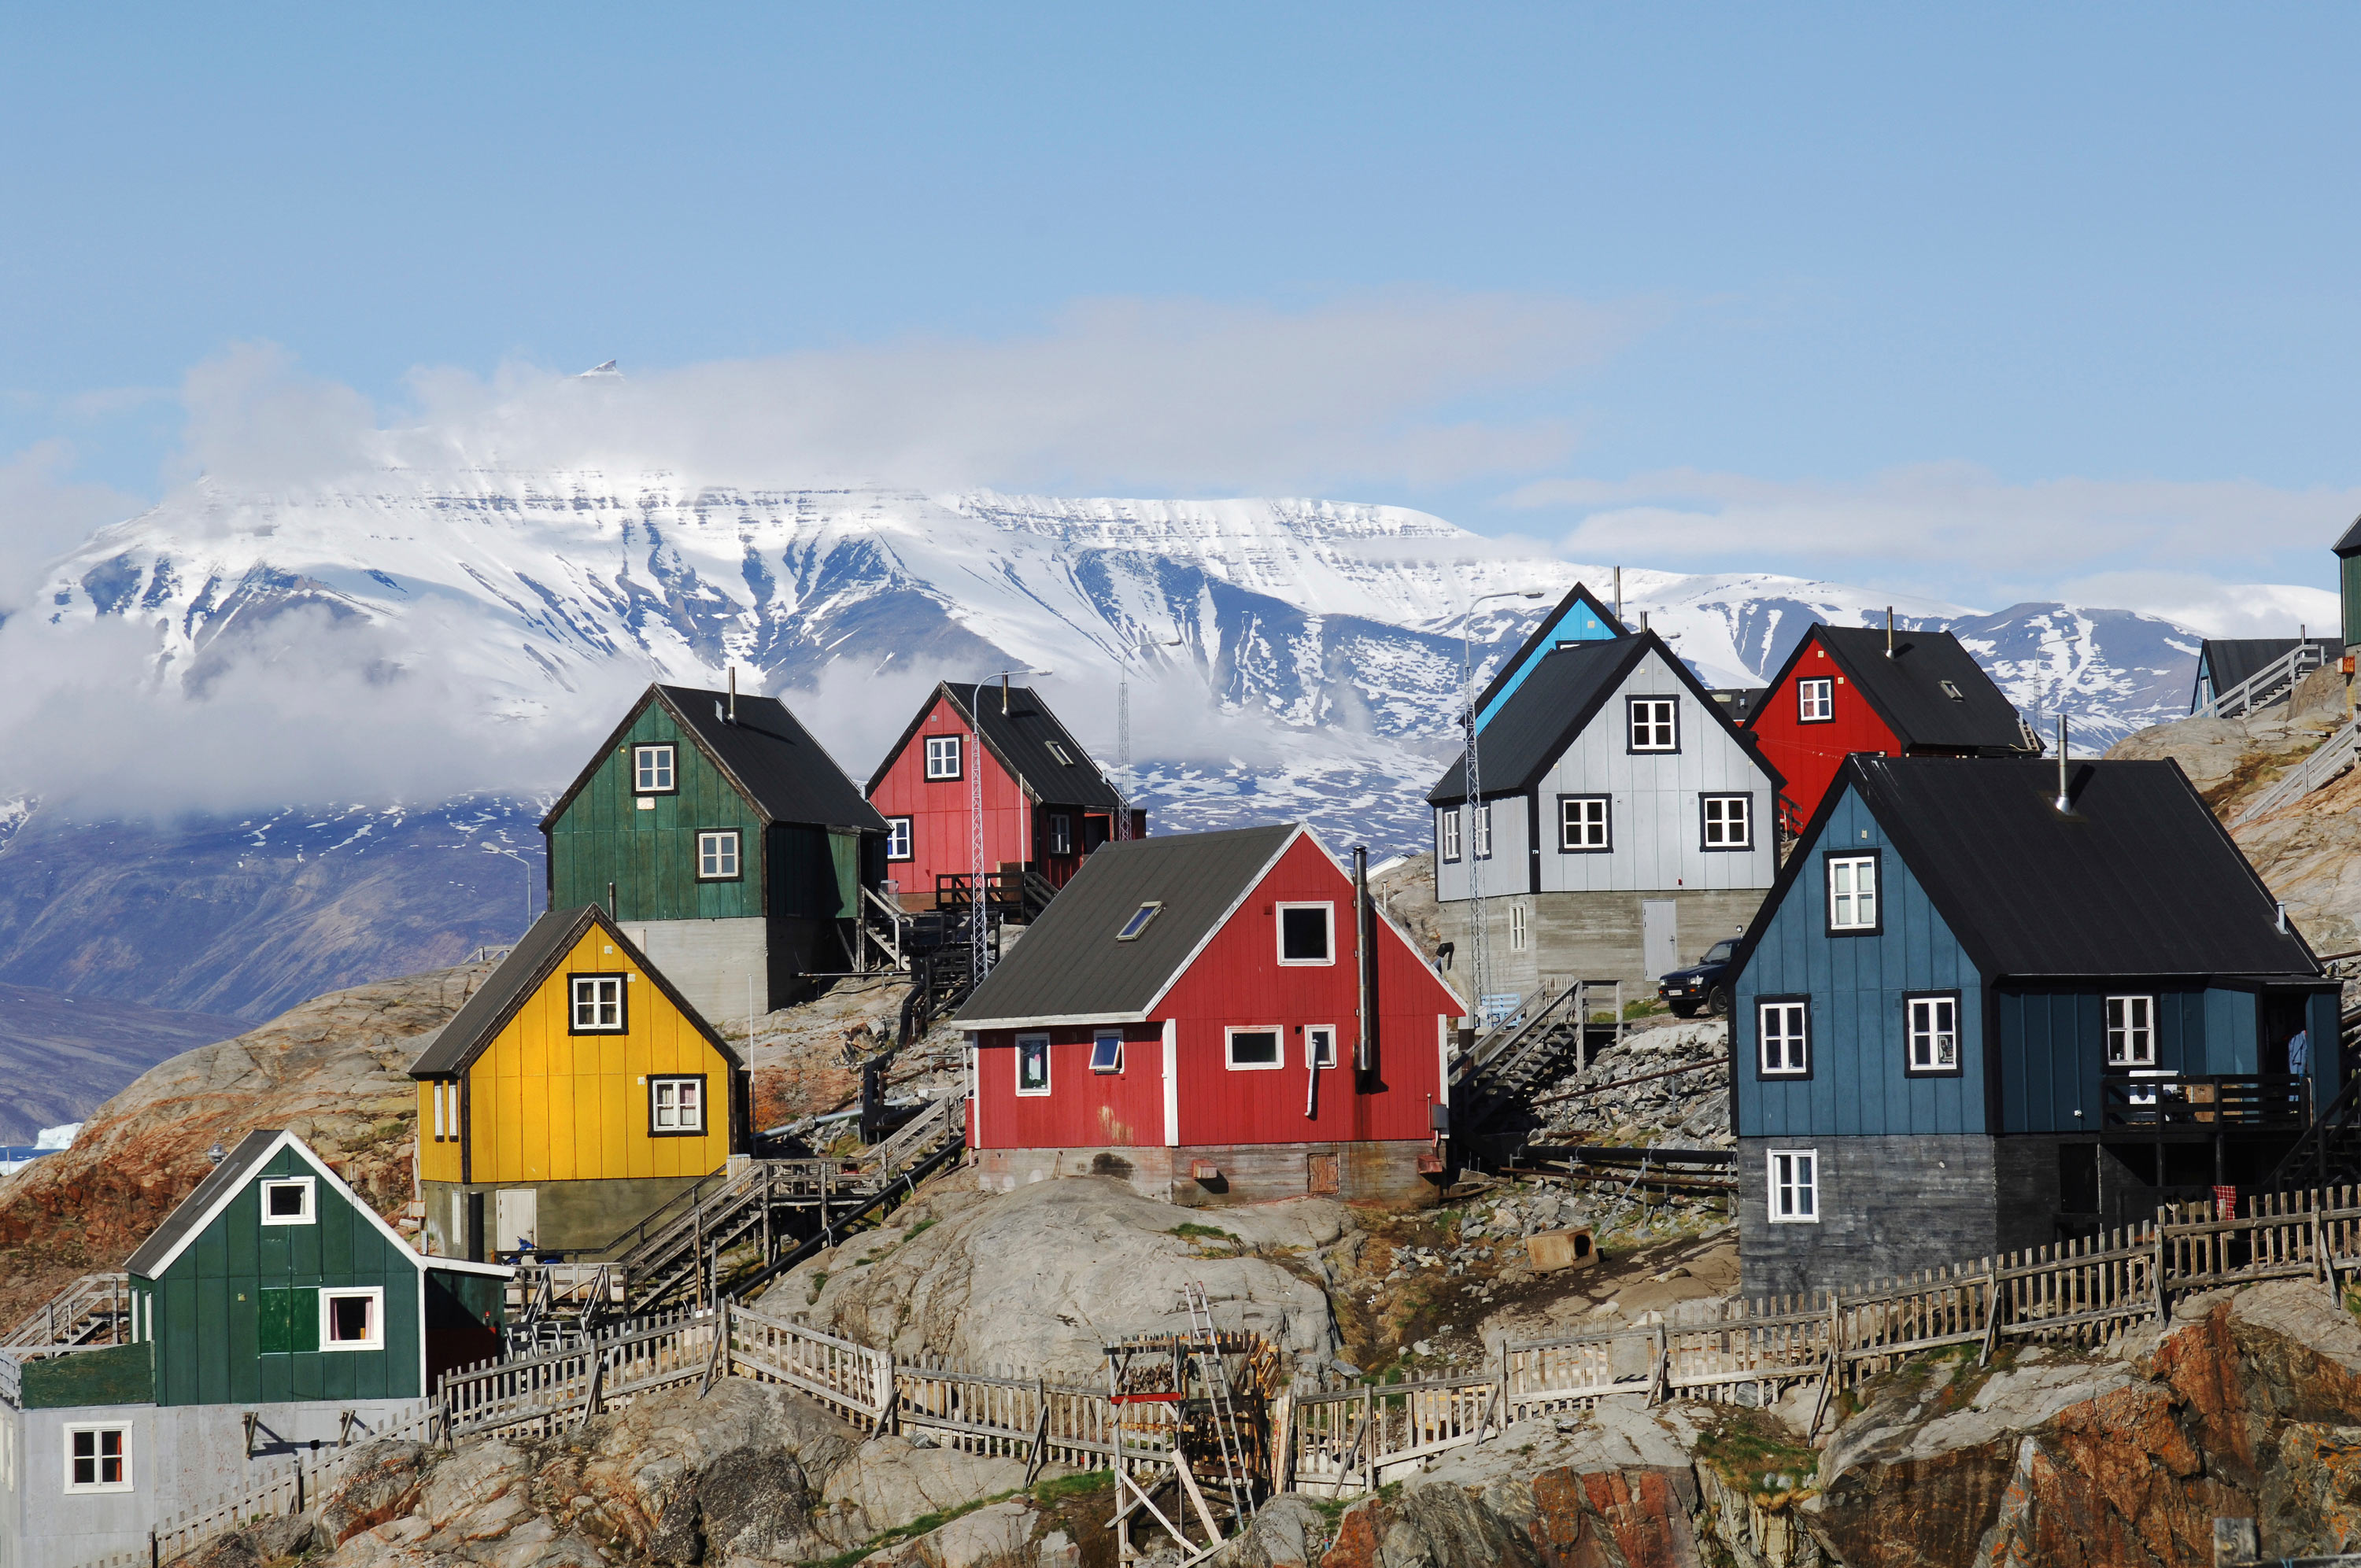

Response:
(495, 1187), (538, 1253)
(1642, 900), (1679, 980)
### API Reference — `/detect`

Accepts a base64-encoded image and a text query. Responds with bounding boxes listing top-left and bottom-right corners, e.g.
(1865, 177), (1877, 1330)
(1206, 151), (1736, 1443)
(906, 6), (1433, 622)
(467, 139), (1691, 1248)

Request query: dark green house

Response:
(542, 682), (890, 1017)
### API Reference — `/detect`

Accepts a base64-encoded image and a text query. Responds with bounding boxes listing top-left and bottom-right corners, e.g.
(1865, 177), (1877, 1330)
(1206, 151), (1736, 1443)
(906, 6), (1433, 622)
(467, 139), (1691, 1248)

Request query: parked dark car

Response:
(1658, 939), (1738, 1018)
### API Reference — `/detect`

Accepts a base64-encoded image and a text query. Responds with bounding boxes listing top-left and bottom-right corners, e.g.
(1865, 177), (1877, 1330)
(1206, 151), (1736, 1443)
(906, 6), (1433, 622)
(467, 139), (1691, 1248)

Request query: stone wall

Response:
(1446, 887), (1765, 997)
(1738, 1133), (2004, 1297)
(969, 1140), (1437, 1209)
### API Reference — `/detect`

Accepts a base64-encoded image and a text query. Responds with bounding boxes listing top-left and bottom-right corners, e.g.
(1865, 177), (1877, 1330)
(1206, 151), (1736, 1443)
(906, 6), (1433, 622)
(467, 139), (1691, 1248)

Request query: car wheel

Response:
(1707, 984), (1731, 1016)
(1668, 1002), (1699, 1020)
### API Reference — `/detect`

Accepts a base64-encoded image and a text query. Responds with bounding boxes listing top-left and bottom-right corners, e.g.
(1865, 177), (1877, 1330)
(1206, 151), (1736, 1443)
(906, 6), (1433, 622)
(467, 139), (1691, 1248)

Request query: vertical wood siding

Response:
(547, 700), (768, 921)
(867, 692), (1036, 902)
(1745, 634), (1901, 822)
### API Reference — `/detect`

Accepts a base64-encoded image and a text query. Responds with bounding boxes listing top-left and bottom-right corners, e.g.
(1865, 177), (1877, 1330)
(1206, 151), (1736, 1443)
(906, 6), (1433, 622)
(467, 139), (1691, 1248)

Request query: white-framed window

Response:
(650, 1075), (704, 1133)
(1758, 1000), (1809, 1076)
(571, 975), (625, 1032)
(1047, 814), (1073, 855)
(1628, 696), (1679, 751)
(1768, 1150), (1819, 1224)
(2107, 995), (2156, 1066)
(430, 1081), (449, 1142)
(62, 1424), (131, 1493)
(1509, 902), (1529, 951)
(1225, 1028), (1284, 1070)
(633, 743), (676, 793)
(1827, 854), (1879, 932)
(1798, 677), (1834, 722)
(1090, 1031), (1124, 1074)
(696, 829), (741, 880)
(924, 735), (963, 780)
(1907, 994), (1960, 1074)
(1701, 794), (1753, 850)
(1306, 1025), (1339, 1068)
(1116, 902), (1162, 940)
(1439, 808), (1463, 863)
(258, 1176), (316, 1227)
(1277, 902), (1336, 965)
(1939, 679), (1964, 701)
(319, 1287), (385, 1352)
(1559, 795), (1609, 852)
(1471, 802), (1493, 860)
(1046, 740), (1074, 766)
(885, 817), (913, 861)
(1017, 1034), (1051, 1095)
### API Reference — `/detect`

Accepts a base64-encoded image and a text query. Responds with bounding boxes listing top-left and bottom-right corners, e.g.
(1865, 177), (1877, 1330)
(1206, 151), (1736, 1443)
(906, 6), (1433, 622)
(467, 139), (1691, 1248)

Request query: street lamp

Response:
(969, 668), (1049, 986)
(481, 843), (535, 937)
(1458, 588), (1547, 1029)
(1116, 635), (1186, 841)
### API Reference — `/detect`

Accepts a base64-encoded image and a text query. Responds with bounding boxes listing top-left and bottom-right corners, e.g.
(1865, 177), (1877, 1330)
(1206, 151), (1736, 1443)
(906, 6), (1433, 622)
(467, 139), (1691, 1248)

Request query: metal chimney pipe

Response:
(1886, 607), (1894, 657)
(1613, 567), (1622, 624)
(1354, 845), (1373, 1075)
(2054, 715), (2071, 812)
(1001, 673), (1011, 714)
(727, 666), (737, 723)
(2278, 901), (2289, 934)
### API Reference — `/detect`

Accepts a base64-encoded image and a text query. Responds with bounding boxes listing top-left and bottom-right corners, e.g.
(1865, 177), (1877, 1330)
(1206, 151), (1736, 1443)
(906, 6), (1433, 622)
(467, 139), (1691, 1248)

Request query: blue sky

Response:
(5, 5), (2359, 620)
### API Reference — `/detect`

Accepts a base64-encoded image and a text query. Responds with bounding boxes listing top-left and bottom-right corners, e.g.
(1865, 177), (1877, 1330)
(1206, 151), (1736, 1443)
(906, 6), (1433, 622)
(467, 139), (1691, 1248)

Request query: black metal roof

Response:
(1746, 755), (2322, 981)
(955, 823), (1299, 1025)
(2197, 638), (2341, 694)
(1427, 632), (1779, 806)
(2337, 515), (2361, 557)
(541, 684), (887, 835)
(1464, 582), (1628, 721)
(408, 906), (741, 1078)
(867, 683), (1123, 810)
(1799, 626), (2032, 753)
(123, 1129), (283, 1278)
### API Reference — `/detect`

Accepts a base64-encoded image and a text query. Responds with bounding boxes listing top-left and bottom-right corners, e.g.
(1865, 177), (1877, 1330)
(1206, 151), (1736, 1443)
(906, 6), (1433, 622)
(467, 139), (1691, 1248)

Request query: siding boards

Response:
(549, 704), (767, 921)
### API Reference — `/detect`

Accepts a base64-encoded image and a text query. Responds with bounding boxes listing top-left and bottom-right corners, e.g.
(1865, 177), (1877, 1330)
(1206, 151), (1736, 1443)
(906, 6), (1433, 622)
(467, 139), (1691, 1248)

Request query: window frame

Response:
(317, 1286), (386, 1353)
(923, 734), (963, 780)
(1225, 1026), (1285, 1072)
(1276, 902), (1337, 967)
(1905, 991), (1964, 1076)
(1470, 802), (1493, 860)
(1626, 695), (1680, 754)
(1306, 1024), (1339, 1068)
(1047, 813), (1073, 856)
(1508, 901), (1528, 952)
(1767, 1149), (1820, 1225)
(631, 743), (678, 796)
(1115, 902), (1163, 941)
(62, 1423), (132, 1493)
(1824, 850), (1883, 935)
(1797, 677), (1835, 724)
(1045, 740), (1074, 766)
(885, 817), (913, 861)
(695, 828), (743, 882)
(2106, 994), (2157, 1067)
(1756, 997), (1812, 1079)
(1089, 1030), (1125, 1075)
(1699, 792), (1754, 852)
(648, 1074), (708, 1136)
(1015, 1033), (1052, 1096)
(1557, 793), (1612, 854)
(1439, 807), (1462, 864)
(568, 973), (628, 1035)
(258, 1176), (316, 1226)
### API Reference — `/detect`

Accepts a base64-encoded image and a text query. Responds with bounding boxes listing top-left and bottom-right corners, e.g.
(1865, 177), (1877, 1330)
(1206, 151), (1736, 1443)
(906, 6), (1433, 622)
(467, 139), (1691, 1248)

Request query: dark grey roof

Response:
(955, 824), (1299, 1024)
(1465, 582), (1628, 721)
(1761, 755), (2321, 980)
(541, 685), (887, 835)
(2197, 639), (2341, 695)
(408, 906), (741, 1077)
(124, 1129), (283, 1277)
(870, 684), (1122, 810)
(1809, 627), (2032, 752)
(1428, 633), (1779, 806)
(2337, 515), (2361, 557)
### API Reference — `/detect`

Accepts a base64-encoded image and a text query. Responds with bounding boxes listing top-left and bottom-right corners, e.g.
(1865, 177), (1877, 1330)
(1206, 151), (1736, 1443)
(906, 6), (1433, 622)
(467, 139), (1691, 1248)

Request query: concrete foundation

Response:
(1446, 888), (1766, 998)
(616, 917), (768, 1024)
(970, 1142), (1441, 1209)
(418, 1175), (708, 1258)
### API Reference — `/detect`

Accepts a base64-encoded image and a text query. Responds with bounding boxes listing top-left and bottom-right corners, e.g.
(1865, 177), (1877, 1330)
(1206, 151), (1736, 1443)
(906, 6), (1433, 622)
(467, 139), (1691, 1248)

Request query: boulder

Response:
(818, 1436), (1038, 1548)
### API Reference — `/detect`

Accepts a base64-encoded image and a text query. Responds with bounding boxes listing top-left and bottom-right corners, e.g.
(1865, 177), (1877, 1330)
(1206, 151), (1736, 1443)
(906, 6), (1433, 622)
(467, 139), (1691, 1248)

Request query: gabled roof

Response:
(2197, 638), (2341, 695)
(407, 905), (742, 1078)
(1757, 625), (2033, 754)
(2336, 515), (2361, 558)
(868, 682), (1124, 810)
(1736, 755), (2323, 982)
(1468, 583), (1628, 731)
(1427, 631), (1782, 806)
(541, 684), (887, 835)
(124, 1130), (510, 1282)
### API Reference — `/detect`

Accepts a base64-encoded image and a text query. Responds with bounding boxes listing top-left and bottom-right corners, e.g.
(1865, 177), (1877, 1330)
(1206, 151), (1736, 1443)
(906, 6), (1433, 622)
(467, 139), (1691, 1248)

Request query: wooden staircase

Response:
(1450, 979), (1635, 1147)
(3, 1271), (129, 1351)
(2263, 1007), (2361, 1190)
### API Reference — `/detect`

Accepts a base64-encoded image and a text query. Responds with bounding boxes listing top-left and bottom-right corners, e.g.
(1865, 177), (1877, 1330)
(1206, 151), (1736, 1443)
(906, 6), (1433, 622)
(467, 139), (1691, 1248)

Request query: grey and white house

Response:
(1426, 629), (1786, 1006)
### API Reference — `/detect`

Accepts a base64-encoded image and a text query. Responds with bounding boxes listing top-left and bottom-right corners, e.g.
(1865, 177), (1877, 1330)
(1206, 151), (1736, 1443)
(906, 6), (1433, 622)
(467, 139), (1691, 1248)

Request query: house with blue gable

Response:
(1466, 581), (1628, 733)
(1731, 754), (2337, 1296)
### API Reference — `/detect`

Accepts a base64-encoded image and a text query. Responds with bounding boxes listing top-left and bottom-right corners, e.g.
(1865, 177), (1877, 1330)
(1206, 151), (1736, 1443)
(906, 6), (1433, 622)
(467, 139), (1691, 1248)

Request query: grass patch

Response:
(1169, 1222), (1235, 1241)
(798, 1474), (1113, 1568)
(805, 1270), (828, 1305)
(905, 1219), (937, 1241)
(1694, 1408), (1821, 1501)
(1032, 1470), (1114, 1503)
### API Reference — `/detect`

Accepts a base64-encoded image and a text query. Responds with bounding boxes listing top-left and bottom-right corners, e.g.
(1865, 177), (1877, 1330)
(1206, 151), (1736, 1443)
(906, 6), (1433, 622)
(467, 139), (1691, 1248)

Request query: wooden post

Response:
(1979, 1263), (2003, 1367)
(2152, 1210), (2170, 1323)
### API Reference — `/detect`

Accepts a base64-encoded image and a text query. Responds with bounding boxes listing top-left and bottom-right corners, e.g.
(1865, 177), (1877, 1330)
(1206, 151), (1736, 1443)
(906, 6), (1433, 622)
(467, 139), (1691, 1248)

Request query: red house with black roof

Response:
(1746, 625), (2038, 831)
(953, 823), (1466, 1208)
(867, 681), (1141, 909)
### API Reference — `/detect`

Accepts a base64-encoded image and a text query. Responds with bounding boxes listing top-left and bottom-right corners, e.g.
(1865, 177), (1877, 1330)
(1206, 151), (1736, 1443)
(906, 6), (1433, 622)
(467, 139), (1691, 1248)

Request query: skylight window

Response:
(1046, 741), (1073, 765)
(1116, 902), (1163, 941)
(1939, 680), (1965, 701)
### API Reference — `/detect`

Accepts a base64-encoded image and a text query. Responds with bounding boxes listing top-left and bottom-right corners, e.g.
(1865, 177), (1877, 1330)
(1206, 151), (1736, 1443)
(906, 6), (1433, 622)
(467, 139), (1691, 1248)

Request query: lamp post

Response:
(1458, 588), (1547, 1028)
(480, 843), (535, 937)
(969, 668), (1048, 986)
(1116, 636), (1185, 841)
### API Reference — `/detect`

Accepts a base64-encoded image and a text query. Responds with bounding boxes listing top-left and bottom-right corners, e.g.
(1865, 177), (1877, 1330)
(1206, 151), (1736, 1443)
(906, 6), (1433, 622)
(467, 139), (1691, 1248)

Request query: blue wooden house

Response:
(1731, 754), (2336, 1295)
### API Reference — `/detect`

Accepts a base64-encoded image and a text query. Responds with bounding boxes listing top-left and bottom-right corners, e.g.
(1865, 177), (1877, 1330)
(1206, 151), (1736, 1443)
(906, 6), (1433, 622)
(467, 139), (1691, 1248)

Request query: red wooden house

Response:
(1746, 625), (2039, 829)
(953, 822), (1467, 1208)
(867, 681), (1142, 909)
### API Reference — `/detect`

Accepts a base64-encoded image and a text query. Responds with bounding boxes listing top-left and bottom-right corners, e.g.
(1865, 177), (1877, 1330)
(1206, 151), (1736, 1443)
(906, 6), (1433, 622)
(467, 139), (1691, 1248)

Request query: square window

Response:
(1907, 994), (1960, 1074)
(925, 735), (963, 780)
(650, 1075), (704, 1133)
(1226, 1028), (1283, 1070)
(319, 1287), (384, 1352)
(64, 1425), (131, 1492)
(633, 743), (676, 794)
(1701, 794), (1753, 850)
(2107, 995), (2156, 1065)
(1768, 1150), (1819, 1223)
(1798, 678), (1834, 722)
(571, 975), (626, 1032)
(1439, 809), (1462, 863)
(1306, 1025), (1339, 1068)
(1559, 795), (1610, 852)
(885, 817), (913, 861)
(1116, 902), (1162, 940)
(1090, 1031), (1124, 1074)
(1628, 697), (1679, 752)
(1016, 1035), (1051, 1094)
(259, 1177), (315, 1226)
(1047, 814), (1073, 855)
(1827, 854), (1879, 932)
(696, 830), (741, 880)
(1758, 1000), (1809, 1076)
(1277, 903), (1335, 965)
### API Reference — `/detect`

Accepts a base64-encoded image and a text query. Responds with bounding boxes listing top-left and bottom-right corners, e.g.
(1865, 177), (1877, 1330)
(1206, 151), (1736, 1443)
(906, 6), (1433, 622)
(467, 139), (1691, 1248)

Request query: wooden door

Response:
(1307, 1153), (1339, 1196)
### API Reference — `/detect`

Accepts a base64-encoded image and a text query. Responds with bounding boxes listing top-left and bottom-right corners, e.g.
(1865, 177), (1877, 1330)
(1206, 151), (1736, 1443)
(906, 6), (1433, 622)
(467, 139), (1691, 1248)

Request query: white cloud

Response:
(2056, 573), (2338, 640)
(0, 440), (146, 611)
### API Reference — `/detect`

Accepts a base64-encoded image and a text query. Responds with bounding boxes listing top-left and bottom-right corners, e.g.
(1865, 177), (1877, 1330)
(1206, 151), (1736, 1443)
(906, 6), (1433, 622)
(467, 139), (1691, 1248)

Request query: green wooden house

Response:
(542, 682), (890, 1018)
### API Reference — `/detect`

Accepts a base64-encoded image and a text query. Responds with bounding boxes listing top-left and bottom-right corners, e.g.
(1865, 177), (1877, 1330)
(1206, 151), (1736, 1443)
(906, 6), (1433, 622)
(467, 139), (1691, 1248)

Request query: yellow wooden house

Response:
(409, 904), (748, 1258)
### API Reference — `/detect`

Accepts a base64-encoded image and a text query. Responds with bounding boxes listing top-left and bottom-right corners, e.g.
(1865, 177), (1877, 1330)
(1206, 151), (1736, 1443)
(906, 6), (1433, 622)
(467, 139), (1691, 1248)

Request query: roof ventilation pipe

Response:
(1613, 566), (1623, 624)
(727, 666), (737, 723)
(1886, 607), (1894, 658)
(2054, 714), (2071, 813)
(2278, 901), (2289, 934)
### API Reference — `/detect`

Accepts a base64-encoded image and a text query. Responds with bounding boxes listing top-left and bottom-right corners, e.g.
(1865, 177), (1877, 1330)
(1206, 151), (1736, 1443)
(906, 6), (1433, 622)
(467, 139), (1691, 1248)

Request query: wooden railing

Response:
(2197, 640), (2328, 720)
(4, 1271), (129, 1349)
(2100, 1072), (2310, 1130)
(2234, 715), (2361, 825)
